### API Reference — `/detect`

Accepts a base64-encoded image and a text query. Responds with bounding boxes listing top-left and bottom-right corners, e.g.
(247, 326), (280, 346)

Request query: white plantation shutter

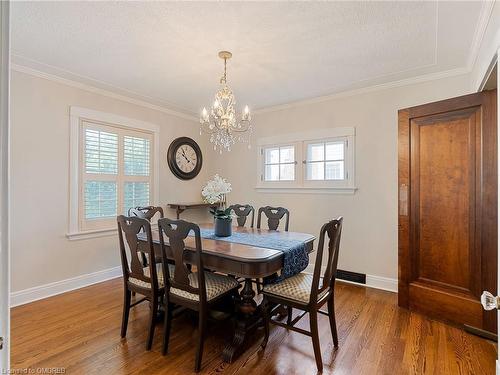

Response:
(124, 136), (150, 176)
(79, 120), (154, 230)
(85, 129), (118, 174)
(84, 181), (117, 219)
(123, 134), (151, 215)
(124, 182), (150, 214)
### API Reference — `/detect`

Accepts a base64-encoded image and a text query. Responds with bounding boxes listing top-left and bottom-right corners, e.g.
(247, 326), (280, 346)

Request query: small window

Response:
(263, 145), (296, 181)
(256, 128), (355, 192)
(305, 140), (346, 181)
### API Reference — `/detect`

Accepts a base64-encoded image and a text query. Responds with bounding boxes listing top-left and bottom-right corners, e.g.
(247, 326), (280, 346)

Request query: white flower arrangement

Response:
(201, 174), (232, 206)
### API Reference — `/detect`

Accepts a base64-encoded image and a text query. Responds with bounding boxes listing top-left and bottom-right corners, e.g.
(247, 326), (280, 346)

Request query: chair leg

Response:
(286, 306), (293, 326)
(146, 297), (158, 350)
(309, 309), (323, 373)
(194, 311), (206, 372)
(121, 288), (131, 338)
(162, 301), (173, 355)
(327, 297), (339, 348)
(261, 297), (270, 349)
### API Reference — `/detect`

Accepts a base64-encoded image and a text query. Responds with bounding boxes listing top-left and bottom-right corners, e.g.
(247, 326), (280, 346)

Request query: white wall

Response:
(10, 70), (211, 294)
(211, 74), (473, 284)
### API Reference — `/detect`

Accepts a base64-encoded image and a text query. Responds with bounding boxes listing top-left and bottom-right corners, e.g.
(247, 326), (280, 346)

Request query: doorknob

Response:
(481, 291), (500, 310)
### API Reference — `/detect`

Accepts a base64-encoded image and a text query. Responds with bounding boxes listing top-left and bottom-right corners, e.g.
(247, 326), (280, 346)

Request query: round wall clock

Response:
(167, 137), (203, 180)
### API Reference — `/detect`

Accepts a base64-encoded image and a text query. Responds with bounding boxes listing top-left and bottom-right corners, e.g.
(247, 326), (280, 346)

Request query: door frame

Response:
(398, 90), (498, 333)
(0, 0), (10, 370)
(495, 49), (500, 375)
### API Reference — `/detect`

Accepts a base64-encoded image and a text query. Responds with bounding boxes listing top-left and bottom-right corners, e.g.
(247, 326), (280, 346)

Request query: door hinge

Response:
(0, 336), (3, 350)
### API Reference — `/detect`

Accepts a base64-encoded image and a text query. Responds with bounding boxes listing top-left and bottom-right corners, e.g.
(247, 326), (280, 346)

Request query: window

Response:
(263, 145), (296, 181)
(305, 140), (346, 181)
(257, 128), (355, 193)
(80, 122), (153, 231)
(69, 107), (159, 239)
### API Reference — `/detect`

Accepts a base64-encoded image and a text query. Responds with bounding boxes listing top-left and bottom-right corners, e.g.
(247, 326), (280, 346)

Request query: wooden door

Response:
(398, 90), (497, 333)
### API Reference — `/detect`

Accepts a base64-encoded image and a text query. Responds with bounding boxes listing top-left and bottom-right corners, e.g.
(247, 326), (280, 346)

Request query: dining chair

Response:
(255, 206), (290, 293)
(260, 217), (343, 373)
(117, 215), (174, 350)
(228, 204), (255, 228)
(128, 206), (164, 267)
(257, 206), (290, 231)
(157, 218), (240, 373)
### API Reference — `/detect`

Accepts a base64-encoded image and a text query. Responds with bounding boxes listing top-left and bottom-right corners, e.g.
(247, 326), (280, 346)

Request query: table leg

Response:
(222, 278), (260, 363)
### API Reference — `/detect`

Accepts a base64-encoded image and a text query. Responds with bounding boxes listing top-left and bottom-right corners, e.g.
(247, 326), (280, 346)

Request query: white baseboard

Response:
(10, 266), (122, 307)
(497, 360), (500, 375)
(10, 264), (397, 308)
(365, 275), (398, 293)
(304, 264), (398, 293)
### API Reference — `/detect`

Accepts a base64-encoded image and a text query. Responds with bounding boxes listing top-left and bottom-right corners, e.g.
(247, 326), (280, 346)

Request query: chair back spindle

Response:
(257, 206), (290, 231)
(157, 218), (207, 304)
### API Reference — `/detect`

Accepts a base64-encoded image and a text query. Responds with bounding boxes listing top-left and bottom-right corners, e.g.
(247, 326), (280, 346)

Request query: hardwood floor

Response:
(11, 278), (497, 375)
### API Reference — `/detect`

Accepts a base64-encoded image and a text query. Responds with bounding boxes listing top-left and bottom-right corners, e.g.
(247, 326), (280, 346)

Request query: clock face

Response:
(175, 145), (197, 173)
(167, 137), (203, 180)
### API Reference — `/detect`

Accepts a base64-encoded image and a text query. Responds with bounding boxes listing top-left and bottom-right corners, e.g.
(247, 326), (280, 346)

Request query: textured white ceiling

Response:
(11, 1), (486, 115)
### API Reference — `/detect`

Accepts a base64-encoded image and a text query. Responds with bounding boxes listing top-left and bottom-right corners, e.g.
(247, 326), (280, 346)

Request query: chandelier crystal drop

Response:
(199, 51), (252, 153)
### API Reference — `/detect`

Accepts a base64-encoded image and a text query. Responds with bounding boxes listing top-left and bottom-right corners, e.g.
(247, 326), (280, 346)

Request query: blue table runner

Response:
(197, 228), (309, 283)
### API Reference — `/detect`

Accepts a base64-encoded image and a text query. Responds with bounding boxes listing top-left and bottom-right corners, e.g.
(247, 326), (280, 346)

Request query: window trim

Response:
(256, 127), (356, 193)
(67, 106), (160, 240)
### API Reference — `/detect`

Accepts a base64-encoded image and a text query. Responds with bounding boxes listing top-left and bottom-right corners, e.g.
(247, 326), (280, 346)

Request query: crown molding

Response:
(253, 66), (470, 115)
(11, 62), (198, 122)
(466, 0), (496, 71)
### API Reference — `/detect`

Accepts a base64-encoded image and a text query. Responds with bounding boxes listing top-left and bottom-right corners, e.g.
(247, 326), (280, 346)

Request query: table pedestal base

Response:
(222, 278), (289, 363)
(223, 278), (260, 362)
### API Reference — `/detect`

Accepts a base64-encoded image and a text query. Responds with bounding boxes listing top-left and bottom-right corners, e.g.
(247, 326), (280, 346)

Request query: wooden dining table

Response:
(138, 223), (315, 362)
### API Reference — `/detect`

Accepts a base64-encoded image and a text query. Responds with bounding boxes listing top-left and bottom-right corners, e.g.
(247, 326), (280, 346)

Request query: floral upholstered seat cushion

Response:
(170, 271), (239, 302)
(262, 273), (329, 304)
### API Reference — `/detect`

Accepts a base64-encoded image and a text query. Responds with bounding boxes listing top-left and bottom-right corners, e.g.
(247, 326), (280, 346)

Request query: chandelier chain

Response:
(221, 57), (227, 84)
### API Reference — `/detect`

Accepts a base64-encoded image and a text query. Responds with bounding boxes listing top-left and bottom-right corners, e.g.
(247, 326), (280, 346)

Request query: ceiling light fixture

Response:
(200, 51), (252, 153)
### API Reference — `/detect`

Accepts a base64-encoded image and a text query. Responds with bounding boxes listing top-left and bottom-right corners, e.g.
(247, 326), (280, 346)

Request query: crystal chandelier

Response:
(200, 51), (252, 153)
